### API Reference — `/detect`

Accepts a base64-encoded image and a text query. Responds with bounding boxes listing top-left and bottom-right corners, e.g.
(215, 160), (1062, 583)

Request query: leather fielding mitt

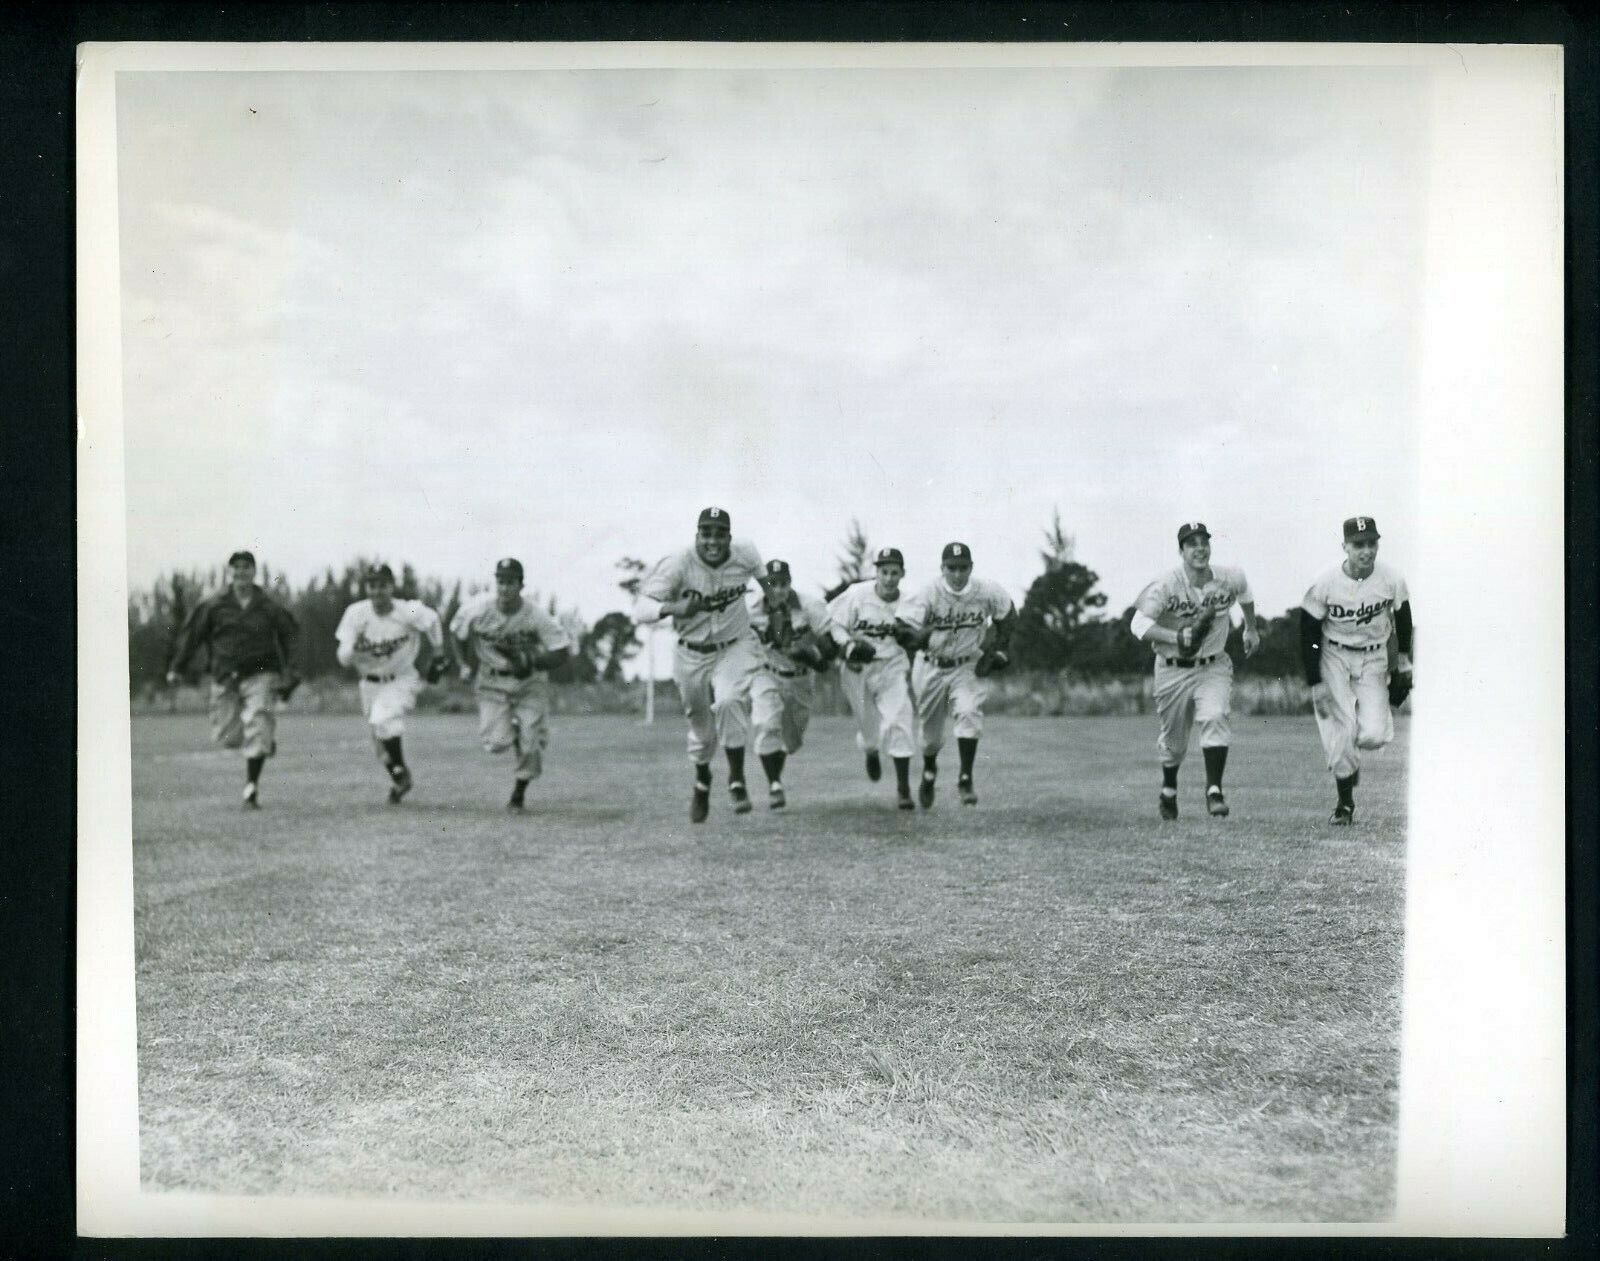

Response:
(1387, 670), (1414, 709)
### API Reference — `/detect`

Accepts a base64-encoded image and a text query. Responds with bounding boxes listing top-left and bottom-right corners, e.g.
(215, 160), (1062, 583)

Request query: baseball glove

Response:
(844, 639), (878, 669)
(974, 648), (1010, 677)
(275, 671), (302, 702)
(1175, 610), (1216, 656)
(1388, 670), (1414, 709)
(502, 644), (536, 680)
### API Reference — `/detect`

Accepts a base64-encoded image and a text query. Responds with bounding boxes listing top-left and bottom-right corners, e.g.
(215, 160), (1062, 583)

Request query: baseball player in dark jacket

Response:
(166, 550), (299, 808)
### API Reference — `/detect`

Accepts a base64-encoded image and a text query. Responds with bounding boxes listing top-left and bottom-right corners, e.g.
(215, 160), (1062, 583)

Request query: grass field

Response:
(131, 712), (1407, 1225)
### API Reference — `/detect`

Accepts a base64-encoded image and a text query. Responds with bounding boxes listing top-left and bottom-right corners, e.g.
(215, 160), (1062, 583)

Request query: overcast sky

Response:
(117, 66), (1426, 631)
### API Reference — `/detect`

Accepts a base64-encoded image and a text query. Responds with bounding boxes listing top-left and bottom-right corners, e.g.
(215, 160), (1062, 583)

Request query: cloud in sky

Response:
(117, 65), (1427, 624)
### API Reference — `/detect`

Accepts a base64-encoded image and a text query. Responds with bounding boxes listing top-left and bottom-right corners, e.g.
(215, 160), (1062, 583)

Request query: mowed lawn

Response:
(131, 712), (1407, 1225)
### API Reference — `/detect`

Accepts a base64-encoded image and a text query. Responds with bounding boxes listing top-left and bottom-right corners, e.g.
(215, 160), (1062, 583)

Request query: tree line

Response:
(128, 514), (1311, 696)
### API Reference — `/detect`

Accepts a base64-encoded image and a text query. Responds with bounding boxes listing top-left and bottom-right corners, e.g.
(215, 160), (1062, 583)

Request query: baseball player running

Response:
(333, 563), (449, 804)
(894, 542), (1017, 809)
(1299, 516), (1414, 824)
(747, 559), (839, 809)
(165, 549), (300, 808)
(1129, 522), (1260, 820)
(829, 546), (918, 810)
(634, 506), (765, 823)
(448, 558), (573, 811)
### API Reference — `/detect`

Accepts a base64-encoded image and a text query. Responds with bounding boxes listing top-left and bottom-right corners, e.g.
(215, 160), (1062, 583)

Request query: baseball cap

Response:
(759, 559), (791, 584)
(495, 557), (524, 581)
(941, 542), (972, 564)
(1176, 522), (1210, 546)
(1343, 516), (1381, 542)
(874, 547), (905, 567)
(697, 506), (732, 531)
(365, 563), (396, 585)
(227, 549), (257, 568)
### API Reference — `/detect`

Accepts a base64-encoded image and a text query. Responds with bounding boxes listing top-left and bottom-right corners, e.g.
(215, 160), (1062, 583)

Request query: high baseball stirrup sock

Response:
(1161, 765), (1179, 792)
(957, 737), (977, 780)
(246, 755), (265, 785)
(1202, 745), (1227, 791)
(922, 753), (938, 779)
(893, 757), (911, 792)
(1335, 773), (1357, 806)
(382, 737), (406, 774)
(694, 762), (713, 787)
(509, 776), (529, 806)
(758, 750), (785, 786)
(724, 745), (746, 786)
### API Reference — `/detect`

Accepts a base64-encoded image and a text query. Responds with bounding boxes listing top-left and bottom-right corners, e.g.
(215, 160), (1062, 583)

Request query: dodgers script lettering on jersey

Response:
(828, 583), (908, 671)
(335, 599), (443, 677)
(1302, 563), (1409, 649)
(899, 577), (1014, 659)
(642, 539), (764, 642)
(1134, 566), (1253, 659)
(451, 595), (573, 675)
(749, 589), (834, 670)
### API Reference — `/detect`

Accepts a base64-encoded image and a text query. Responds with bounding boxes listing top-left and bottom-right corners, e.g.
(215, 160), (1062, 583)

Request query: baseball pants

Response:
(840, 659), (916, 759)
(475, 675), (549, 779)
(912, 657), (988, 756)
(673, 633), (760, 764)
(358, 671), (424, 740)
(209, 671), (279, 759)
(1313, 641), (1394, 779)
(751, 668), (814, 755)
(1153, 654), (1233, 768)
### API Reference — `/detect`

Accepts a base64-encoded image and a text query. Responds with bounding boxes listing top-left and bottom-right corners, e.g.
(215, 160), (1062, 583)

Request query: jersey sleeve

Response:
(733, 539), (763, 578)
(638, 552), (683, 604)
(799, 593), (835, 638)
(1229, 567), (1254, 605)
(1133, 577), (1168, 620)
(1300, 576), (1329, 619)
(896, 586), (929, 630)
(450, 595), (483, 642)
(1392, 569), (1410, 606)
(411, 601), (444, 646)
(538, 609), (574, 652)
(985, 580), (1016, 619)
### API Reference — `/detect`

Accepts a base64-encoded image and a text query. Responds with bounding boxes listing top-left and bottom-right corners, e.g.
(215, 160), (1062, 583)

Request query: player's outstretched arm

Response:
(1240, 601), (1261, 656)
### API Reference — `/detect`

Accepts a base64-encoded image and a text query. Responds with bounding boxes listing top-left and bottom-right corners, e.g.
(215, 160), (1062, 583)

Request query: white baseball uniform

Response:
(1302, 562), (1410, 778)
(828, 581), (915, 760)
(897, 576), (1015, 754)
(335, 598), (444, 740)
(636, 539), (765, 763)
(1131, 565), (1253, 767)
(451, 593), (573, 779)
(747, 588), (836, 755)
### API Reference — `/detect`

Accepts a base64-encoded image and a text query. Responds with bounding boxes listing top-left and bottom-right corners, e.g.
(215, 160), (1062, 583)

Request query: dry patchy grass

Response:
(131, 713), (1406, 1224)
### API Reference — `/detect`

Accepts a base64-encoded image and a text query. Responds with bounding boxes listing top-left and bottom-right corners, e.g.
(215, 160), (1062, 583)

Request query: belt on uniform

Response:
(682, 636), (738, 654)
(768, 665), (803, 678)
(1328, 641), (1387, 653)
(481, 666), (530, 678)
(929, 653), (977, 669)
(364, 672), (399, 683)
(1162, 654), (1220, 668)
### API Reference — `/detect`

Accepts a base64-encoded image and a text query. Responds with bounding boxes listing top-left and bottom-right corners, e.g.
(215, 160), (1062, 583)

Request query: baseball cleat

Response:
(1330, 802), (1355, 826)
(388, 766), (413, 805)
(768, 782), (786, 810)
(690, 783), (710, 824)
(242, 782), (260, 809)
(897, 790), (915, 811)
(958, 776), (978, 806)
(918, 772), (937, 810)
(730, 782), (753, 815)
(864, 750), (883, 782)
(1206, 789), (1229, 817)
(1158, 792), (1178, 820)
